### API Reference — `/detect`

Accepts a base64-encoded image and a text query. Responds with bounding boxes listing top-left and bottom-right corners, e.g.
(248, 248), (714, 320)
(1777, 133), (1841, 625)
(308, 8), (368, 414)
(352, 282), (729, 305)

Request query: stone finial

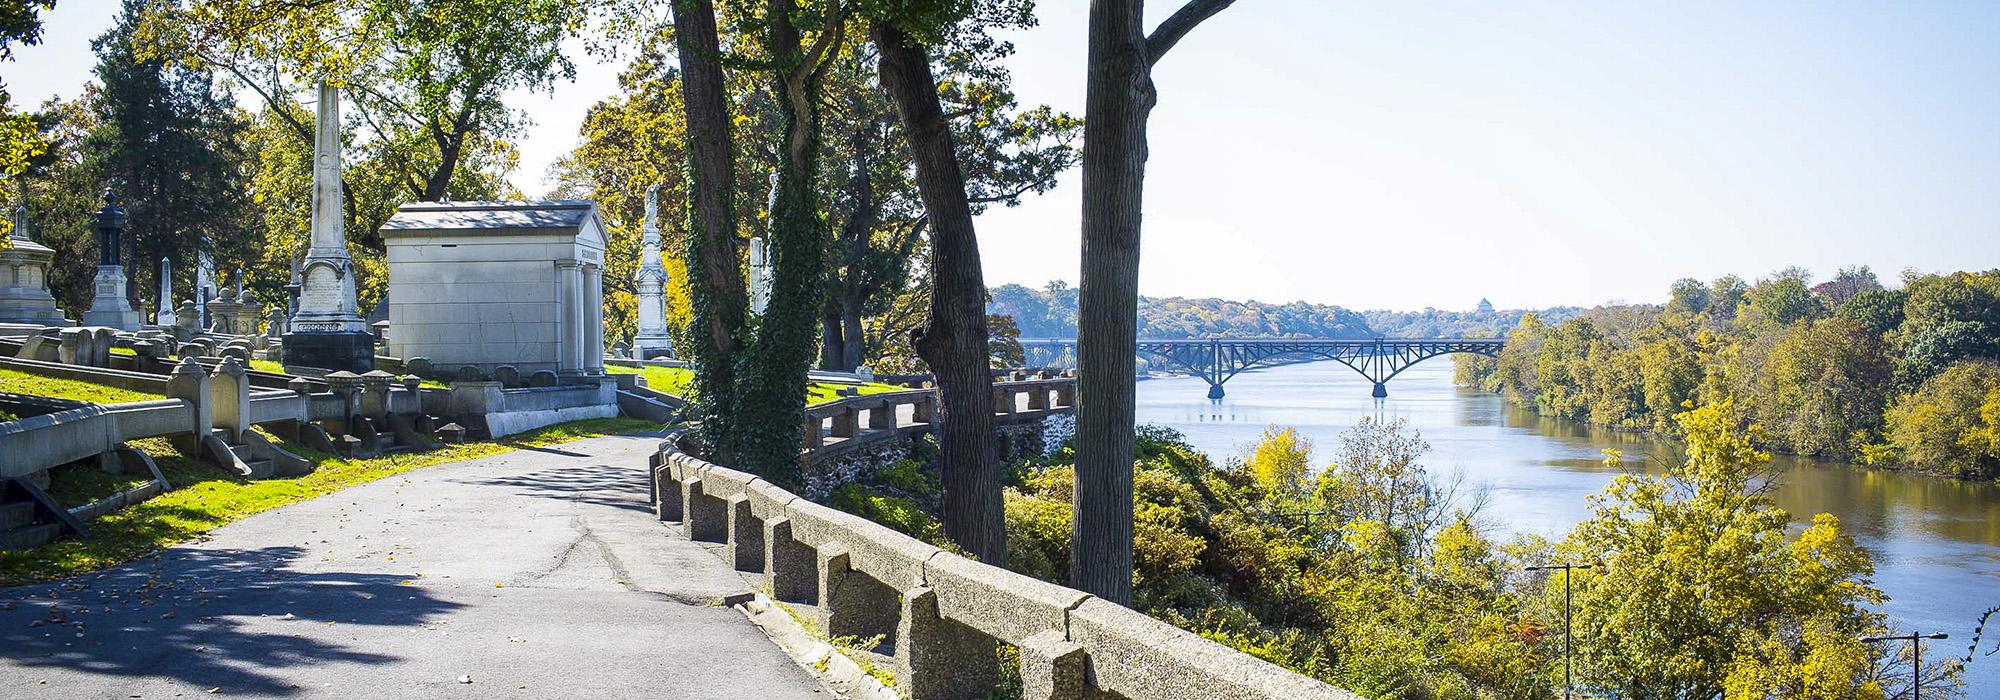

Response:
(287, 376), (315, 396)
(7, 203), (27, 241)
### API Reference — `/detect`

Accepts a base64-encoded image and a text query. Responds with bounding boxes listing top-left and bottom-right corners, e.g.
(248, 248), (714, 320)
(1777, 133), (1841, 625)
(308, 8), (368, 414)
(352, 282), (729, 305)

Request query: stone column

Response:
(155, 258), (176, 327)
(632, 184), (674, 360)
(584, 263), (604, 375)
(282, 81), (373, 372)
(555, 260), (581, 377)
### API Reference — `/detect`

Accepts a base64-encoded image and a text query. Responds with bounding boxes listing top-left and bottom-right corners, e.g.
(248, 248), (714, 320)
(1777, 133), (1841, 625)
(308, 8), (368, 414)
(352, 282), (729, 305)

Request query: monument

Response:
(0, 204), (67, 332)
(631, 184), (673, 360)
(81, 190), (144, 330)
(197, 250), (215, 329)
(281, 81), (374, 371)
(380, 200), (608, 378)
(155, 258), (176, 327)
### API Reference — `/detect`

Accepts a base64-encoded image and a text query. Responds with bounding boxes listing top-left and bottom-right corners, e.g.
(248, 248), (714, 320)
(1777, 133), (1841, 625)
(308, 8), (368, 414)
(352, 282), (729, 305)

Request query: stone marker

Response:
(281, 81), (374, 372)
(80, 191), (144, 330)
(155, 258), (176, 327)
(528, 370), (558, 387)
(455, 365), (486, 383)
(405, 356), (434, 378)
(493, 365), (521, 388)
(632, 184), (674, 360)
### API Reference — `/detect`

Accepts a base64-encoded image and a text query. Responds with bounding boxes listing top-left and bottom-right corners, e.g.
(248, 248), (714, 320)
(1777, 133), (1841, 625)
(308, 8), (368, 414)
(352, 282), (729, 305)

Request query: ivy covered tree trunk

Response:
(873, 20), (1005, 564)
(731, 0), (836, 481)
(1072, 0), (1236, 605)
(670, 0), (747, 464)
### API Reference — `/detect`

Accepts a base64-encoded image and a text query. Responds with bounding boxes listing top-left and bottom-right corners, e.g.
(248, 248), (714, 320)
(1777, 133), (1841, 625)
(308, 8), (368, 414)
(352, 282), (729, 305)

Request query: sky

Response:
(9, 0), (2000, 311)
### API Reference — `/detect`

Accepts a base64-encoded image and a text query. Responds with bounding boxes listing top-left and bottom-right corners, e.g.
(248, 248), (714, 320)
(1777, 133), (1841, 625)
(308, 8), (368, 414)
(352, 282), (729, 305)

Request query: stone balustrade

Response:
(800, 377), (1076, 458)
(650, 437), (1361, 700)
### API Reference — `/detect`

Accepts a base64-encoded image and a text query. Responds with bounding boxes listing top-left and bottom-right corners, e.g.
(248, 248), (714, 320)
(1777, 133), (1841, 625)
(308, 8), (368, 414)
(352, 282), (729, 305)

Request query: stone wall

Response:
(651, 437), (1365, 700)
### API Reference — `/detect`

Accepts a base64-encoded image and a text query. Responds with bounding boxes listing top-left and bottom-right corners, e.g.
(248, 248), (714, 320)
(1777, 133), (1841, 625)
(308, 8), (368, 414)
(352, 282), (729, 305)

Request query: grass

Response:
(43, 464), (153, 509)
(605, 364), (904, 405)
(0, 368), (161, 404)
(0, 416), (660, 586)
(246, 359), (287, 374)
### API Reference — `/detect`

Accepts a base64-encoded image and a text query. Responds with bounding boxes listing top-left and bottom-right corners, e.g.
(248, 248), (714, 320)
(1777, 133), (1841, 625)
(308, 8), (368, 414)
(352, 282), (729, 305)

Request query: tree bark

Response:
(873, 20), (1005, 564)
(1071, 0), (1234, 605)
(671, 0), (747, 463)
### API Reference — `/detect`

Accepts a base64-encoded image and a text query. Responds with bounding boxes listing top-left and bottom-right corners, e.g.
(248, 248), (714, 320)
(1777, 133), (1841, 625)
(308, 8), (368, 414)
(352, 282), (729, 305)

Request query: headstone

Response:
(748, 236), (772, 315)
(528, 370), (558, 387)
(196, 250), (216, 329)
(632, 183), (674, 360)
(493, 365), (521, 388)
(155, 258), (177, 327)
(405, 356), (434, 378)
(455, 365), (486, 382)
(265, 308), (285, 338)
(281, 80), (374, 373)
(81, 190), (144, 330)
(0, 204), (66, 329)
(173, 299), (200, 336)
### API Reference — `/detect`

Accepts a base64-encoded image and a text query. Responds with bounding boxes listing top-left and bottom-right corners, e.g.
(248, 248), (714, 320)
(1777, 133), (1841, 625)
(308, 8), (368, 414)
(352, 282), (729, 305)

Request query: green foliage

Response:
(1559, 402), (1908, 698)
(1881, 361), (2000, 478)
(1245, 425), (1310, 500)
(1459, 267), (2000, 472)
(830, 483), (946, 544)
(988, 282), (1378, 339)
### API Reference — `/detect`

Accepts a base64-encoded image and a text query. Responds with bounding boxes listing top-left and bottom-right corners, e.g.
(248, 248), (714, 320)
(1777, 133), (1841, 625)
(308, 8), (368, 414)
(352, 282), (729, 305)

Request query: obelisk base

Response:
(81, 265), (144, 330)
(281, 330), (375, 372)
(632, 334), (674, 361)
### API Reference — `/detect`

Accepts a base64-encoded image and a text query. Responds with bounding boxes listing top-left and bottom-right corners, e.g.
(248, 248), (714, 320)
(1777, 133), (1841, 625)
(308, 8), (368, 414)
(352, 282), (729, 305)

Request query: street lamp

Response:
(1862, 631), (1949, 700)
(1528, 561), (1595, 700)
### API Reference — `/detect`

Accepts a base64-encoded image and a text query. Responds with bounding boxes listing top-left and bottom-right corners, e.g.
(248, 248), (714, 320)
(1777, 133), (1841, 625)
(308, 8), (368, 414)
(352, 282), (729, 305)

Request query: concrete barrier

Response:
(651, 436), (1363, 700)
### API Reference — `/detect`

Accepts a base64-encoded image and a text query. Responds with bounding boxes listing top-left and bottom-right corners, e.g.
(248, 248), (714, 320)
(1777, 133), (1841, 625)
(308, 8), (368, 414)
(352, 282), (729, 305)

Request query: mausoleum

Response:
(0, 206), (67, 334)
(380, 200), (607, 377)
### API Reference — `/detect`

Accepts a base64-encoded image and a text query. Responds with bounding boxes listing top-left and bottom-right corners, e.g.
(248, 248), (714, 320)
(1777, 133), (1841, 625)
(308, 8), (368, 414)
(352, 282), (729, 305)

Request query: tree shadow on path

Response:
(0, 545), (462, 695)
(455, 461), (654, 515)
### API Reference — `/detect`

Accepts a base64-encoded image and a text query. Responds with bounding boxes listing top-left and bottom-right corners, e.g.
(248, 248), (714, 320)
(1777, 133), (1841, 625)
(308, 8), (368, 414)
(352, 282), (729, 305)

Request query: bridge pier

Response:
(1372, 382), (1388, 398)
(1206, 383), (1225, 399)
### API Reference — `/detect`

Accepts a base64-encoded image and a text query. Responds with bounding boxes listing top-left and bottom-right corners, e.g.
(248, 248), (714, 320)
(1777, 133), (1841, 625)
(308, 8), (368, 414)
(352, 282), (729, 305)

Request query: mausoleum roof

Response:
(380, 200), (601, 237)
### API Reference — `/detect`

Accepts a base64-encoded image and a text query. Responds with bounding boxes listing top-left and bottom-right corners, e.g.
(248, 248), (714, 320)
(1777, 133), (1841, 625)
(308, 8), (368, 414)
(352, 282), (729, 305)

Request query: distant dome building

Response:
(1476, 298), (1495, 314)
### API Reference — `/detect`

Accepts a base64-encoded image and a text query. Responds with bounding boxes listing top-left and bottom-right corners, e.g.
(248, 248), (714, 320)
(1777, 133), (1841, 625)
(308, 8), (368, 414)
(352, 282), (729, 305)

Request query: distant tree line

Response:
(990, 280), (1376, 339)
(1457, 266), (2000, 478)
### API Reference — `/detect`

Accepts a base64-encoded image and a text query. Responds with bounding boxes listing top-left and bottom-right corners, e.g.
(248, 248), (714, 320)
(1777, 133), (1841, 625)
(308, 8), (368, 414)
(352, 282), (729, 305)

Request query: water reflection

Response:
(1136, 359), (2000, 690)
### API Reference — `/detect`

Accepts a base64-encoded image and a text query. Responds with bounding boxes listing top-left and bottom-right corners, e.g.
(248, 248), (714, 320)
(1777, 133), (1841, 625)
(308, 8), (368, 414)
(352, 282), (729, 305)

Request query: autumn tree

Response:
(1072, 0), (1239, 605)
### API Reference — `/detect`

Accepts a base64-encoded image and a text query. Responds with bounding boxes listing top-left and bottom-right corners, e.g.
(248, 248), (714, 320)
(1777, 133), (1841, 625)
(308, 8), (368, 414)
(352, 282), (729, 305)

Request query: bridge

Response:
(1016, 337), (1506, 398)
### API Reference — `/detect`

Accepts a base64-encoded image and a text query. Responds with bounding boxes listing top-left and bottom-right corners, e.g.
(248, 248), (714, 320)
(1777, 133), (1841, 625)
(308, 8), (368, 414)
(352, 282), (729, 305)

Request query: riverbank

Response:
(1135, 358), (2000, 691)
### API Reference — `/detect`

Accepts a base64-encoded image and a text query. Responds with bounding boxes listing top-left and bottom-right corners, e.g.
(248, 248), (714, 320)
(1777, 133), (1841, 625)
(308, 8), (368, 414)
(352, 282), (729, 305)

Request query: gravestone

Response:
(80, 191), (144, 330)
(632, 184), (674, 360)
(493, 365), (521, 388)
(155, 258), (176, 327)
(281, 81), (374, 372)
(528, 370), (558, 387)
(405, 356), (434, 379)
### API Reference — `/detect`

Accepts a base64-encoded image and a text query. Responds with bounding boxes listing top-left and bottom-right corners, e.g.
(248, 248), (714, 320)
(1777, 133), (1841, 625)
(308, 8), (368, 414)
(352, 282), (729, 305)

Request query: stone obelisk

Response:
(81, 190), (144, 330)
(281, 81), (373, 371)
(631, 184), (674, 360)
(748, 237), (771, 316)
(155, 257), (176, 327)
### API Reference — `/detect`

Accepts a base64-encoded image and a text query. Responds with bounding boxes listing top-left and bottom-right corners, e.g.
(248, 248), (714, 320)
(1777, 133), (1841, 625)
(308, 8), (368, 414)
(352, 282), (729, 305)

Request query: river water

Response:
(1134, 359), (2000, 690)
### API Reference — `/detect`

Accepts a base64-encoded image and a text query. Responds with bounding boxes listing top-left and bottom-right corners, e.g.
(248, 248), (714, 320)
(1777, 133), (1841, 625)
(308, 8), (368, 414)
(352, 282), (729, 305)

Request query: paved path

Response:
(0, 433), (829, 699)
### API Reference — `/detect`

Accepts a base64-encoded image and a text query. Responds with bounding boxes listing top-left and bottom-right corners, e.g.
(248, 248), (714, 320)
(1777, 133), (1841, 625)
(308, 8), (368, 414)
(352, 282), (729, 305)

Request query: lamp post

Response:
(1528, 561), (1594, 699)
(1862, 631), (1949, 699)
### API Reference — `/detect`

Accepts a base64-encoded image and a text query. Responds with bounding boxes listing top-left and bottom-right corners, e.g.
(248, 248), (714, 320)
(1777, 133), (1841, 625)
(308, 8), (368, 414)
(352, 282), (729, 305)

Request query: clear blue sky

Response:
(11, 0), (2000, 310)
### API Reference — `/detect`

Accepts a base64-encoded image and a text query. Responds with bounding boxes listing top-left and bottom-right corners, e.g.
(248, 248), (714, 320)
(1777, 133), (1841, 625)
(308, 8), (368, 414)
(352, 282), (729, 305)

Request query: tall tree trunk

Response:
(1071, 0), (1236, 605)
(873, 20), (1005, 563)
(840, 294), (865, 370)
(671, 0), (747, 464)
(732, 0), (836, 481)
(820, 307), (845, 370)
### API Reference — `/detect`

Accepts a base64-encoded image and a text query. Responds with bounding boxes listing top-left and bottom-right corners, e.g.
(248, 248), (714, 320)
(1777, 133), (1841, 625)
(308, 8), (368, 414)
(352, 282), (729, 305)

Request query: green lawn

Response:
(0, 368), (161, 404)
(604, 364), (904, 405)
(0, 417), (659, 586)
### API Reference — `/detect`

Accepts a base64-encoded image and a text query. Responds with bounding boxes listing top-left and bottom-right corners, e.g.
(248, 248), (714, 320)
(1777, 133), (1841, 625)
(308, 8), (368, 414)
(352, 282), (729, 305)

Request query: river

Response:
(1134, 358), (2000, 691)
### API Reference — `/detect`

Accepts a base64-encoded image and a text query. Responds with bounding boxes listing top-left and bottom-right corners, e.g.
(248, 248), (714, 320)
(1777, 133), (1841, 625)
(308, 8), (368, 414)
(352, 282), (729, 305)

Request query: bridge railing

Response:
(649, 434), (1362, 700)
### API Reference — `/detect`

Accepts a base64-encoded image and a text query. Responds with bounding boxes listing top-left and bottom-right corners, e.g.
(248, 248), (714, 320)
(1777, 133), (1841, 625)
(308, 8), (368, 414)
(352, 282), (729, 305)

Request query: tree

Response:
(868, 2), (1022, 562)
(1816, 265), (1883, 307)
(1882, 361), (2000, 479)
(1710, 274), (1749, 322)
(0, 0), (55, 215)
(1560, 402), (1905, 698)
(670, 0), (750, 466)
(84, 0), (255, 311)
(137, 0), (594, 248)
(1667, 277), (1710, 316)
(1741, 269), (1826, 329)
(1069, 0), (1240, 604)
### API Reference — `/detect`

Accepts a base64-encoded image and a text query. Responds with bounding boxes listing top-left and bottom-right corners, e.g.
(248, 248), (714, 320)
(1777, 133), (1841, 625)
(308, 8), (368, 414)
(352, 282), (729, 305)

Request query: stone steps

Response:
(0, 522), (59, 551)
(0, 500), (33, 530)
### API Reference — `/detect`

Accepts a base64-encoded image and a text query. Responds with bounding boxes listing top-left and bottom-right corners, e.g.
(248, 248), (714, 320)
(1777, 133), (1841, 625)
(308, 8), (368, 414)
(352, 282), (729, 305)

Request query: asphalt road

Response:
(0, 433), (830, 699)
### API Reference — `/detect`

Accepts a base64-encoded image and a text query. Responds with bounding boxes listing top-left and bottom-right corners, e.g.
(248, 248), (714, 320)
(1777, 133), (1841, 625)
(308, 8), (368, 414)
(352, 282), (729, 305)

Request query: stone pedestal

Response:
(81, 265), (143, 330)
(281, 330), (374, 372)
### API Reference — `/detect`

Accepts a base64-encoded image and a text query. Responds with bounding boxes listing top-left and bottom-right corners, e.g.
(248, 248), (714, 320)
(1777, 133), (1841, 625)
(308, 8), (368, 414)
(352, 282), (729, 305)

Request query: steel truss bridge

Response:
(1016, 337), (1506, 398)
